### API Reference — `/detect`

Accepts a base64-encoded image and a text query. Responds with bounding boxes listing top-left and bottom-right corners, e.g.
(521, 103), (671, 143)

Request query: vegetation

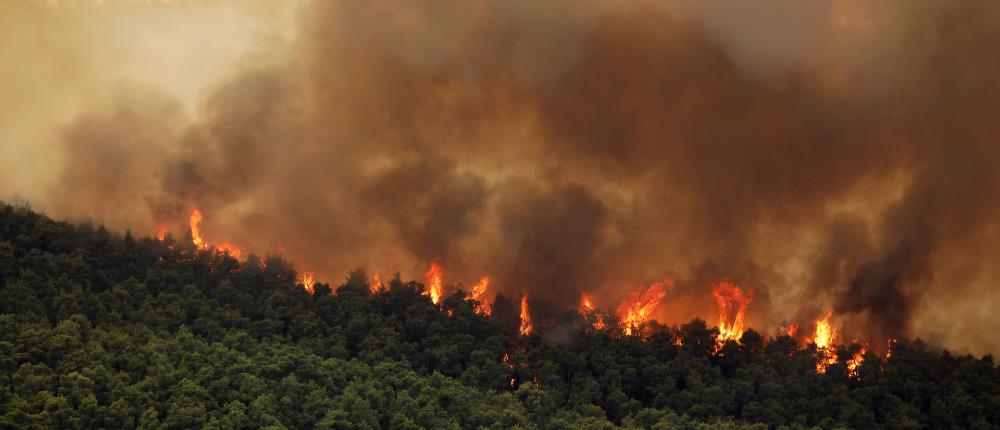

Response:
(0, 202), (997, 429)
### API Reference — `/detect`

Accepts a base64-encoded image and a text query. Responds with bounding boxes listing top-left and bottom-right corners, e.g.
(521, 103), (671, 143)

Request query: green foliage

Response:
(0, 202), (997, 429)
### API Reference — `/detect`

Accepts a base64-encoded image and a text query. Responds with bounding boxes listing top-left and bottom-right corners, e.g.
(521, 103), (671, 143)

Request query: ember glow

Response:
(813, 311), (838, 373)
(424, 262), (443, 305)
(300, 272), (316, 295)
(580, 293), (606, 330)
(470, 276), (492, 316)
(713, 282), (753, 347)
(189, 209), (208, 251)
(216, 242), (242, 259)
(847, 344), (867, 377)
(616, 281), (668, 336)
(519, 293), (532, 336)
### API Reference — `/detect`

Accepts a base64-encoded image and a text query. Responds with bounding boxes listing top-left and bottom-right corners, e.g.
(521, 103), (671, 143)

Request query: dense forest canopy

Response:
(1, 202), (997, 429)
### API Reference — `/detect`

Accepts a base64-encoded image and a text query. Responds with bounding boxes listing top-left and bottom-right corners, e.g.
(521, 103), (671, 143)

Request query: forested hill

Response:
(0, 202), (997, 430)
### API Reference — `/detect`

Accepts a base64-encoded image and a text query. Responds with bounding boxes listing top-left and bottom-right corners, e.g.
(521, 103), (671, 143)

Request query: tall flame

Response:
(813, 311), (835, 349)
(189, 209), (208, 250)
(470, 276), (492, 316)
(424, 261), (443, 305)
(581, 293), (596, 313)
(813, 311), (837, 373)
(370, 273), (383, 294)
(300, 271), (316, 295)
(155, 224), (168, 241)
(519, 293), (532, 336)
(713, 281), (753, 347)
(847, 344), (867, 378)
(616, 281), (668, 335)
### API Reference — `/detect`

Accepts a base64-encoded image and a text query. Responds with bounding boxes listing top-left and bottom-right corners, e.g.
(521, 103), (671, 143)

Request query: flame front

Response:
(519, 293), (532, 336)
(300, 271), (316, 295)
(616, 281), (668, 335)
(847, 344), (867, 377)
(216, 242), (242, 259)
(155, 224), (168, 241)
(370, 273), (383, 294)
(713, 281), (753, 347)
(189, 209), (208, 250)
(813, 311), (837, 373)
(470, 276), (491, 315)
(580, 293), (606, 330)
(424, 261), (443, 305)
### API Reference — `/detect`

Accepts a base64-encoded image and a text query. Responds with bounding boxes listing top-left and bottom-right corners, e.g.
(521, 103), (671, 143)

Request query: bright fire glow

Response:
(300, 272), (316, 295)
(425, 261), (443, 304)
(713, 281), (753, 347)
(847, 344), (867, 377)
(519, 293), (532, 336)
(216, 242), (242, 259)
(370, 273), (383, 294)
(156, 225), (168, 241)
(813, 311), (837, 373)
(189, 209), (208, 250)
(470, 276), (492, 316)
(580, 293), (605, 330)
(616, 281), (669, 335)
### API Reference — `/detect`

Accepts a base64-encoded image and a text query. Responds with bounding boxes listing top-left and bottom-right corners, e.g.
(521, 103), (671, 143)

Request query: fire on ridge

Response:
(156, 208), (896, 377)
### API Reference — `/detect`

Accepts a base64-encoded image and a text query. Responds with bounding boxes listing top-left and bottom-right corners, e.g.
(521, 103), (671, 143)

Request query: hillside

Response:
(0, 202), (997, 430)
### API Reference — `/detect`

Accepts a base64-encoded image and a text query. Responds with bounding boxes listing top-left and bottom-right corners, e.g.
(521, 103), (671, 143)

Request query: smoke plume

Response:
(10, 1), (1000, 354)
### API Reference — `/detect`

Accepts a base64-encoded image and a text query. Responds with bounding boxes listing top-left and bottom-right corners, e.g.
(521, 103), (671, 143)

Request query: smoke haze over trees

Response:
(1, 204), (997, 429)
(3, 1), (1000, 355)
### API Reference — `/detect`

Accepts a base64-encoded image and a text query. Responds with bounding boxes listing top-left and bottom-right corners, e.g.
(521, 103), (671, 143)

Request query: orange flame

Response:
(813, 311), (837, 373)
(581, 293), (596, 313)
(813, 311), (835, 349)
(712, 281), (753, 347)
(470, 276), (492, 316)
(189, 209), (208, 250)
(424, 261), (443, 304)
(216, 242), (242, 259)
(300, 272), (316, 295)
(580, 293), (606, 330)
(784, 322), (800, 338)
(616, 281), (669, 336)
(370, 273), (383, 294)
(847, 344), (867, 377)
(155, 224), (168, 241)
(519, 293), (532, 336)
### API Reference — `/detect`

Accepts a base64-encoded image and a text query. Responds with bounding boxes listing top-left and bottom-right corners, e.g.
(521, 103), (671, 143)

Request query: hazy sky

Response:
(3, 0), (999, 355)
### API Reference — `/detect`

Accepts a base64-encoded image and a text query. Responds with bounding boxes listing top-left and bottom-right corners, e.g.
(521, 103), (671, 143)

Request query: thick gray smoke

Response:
(37, 1), (1000, 353)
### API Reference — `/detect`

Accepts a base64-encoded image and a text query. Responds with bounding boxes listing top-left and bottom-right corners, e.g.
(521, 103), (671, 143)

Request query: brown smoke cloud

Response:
(12, 1), (1000, 354)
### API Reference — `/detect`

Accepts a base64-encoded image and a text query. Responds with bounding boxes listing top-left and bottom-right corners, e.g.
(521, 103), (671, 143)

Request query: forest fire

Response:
(713, 282), (753, 347)
(616, 281), (668, 336)
(519, 293), (532, 336)
(469, 276), (491, 316)
(580, 293), (606, 330)
(189, 209), (208, 250)
(216, 242), (242, 259)
(370, 273), (383, 294)
(847, 345), (867, 377)
(300, 272), (316, 295)
(184, 208), (245, 259)
(425, 262), (443, 305)
(813, 311), (838, 373)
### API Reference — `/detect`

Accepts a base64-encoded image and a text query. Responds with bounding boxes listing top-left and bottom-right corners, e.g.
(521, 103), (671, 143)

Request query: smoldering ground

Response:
(10, 1), (1000, 354)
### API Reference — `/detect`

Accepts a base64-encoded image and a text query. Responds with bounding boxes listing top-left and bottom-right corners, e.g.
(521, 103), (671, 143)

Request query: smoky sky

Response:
(23, 1), (1000, 354)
